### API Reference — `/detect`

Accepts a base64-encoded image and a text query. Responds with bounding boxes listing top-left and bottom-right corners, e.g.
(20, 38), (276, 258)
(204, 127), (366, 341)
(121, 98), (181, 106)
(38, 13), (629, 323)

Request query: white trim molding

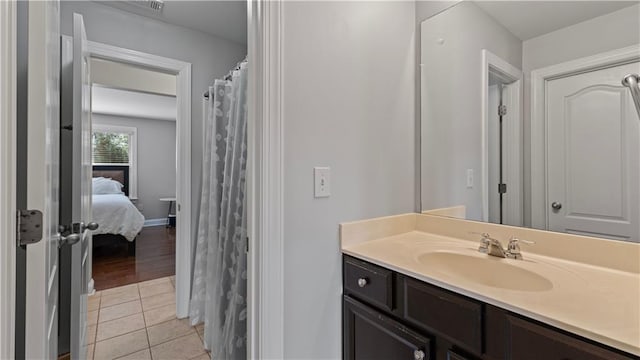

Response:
(143, 218), (168, 227)
(0, 1), (17, 358)
(530, 45), (640, 230)
(481, 49), (523, 226)
(87, 40), (193, 318)
(247, 0), (285, 359)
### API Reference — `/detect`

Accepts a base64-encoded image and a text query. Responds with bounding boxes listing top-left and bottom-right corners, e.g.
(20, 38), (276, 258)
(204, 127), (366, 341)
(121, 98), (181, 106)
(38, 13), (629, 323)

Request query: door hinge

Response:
(245, 236), (249, 253)
(498, 183), (507, 194)
(498, 104), (507, 116)
(16, 209), (43, 246)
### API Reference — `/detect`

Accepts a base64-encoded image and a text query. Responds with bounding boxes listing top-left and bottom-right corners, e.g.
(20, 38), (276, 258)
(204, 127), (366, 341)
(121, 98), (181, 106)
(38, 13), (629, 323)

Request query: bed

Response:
(92, 165), (145, 256)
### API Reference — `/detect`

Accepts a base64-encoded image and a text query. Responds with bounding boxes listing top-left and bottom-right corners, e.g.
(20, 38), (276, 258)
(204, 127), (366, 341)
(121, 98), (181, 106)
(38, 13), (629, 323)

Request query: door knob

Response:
(84, 222), (99, 231)
(551, 202), (562, 210)
(58, 233), (81, 247)
(74, 221), (99, 232)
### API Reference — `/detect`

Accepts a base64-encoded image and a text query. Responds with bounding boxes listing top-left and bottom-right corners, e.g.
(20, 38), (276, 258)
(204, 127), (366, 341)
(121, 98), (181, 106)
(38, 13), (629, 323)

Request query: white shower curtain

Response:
(190, 62), (248, 359)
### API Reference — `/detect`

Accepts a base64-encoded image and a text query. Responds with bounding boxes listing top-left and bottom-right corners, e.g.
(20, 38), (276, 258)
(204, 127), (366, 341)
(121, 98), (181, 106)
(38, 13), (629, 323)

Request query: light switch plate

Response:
(314, 167), (331, 198)
(466, 169), (474, 188)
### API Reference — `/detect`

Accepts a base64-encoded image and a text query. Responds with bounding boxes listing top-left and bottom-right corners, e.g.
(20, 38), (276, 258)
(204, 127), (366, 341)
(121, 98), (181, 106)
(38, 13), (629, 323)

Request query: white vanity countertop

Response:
(340, 213), (640, 356)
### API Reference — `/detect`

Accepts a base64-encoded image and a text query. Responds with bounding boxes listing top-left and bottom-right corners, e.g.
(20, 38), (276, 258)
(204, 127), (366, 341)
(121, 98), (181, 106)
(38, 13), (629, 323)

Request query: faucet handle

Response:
(509, 237), (535, 245)
(470, 232), (492, 253)
(506, 237), (535, 259)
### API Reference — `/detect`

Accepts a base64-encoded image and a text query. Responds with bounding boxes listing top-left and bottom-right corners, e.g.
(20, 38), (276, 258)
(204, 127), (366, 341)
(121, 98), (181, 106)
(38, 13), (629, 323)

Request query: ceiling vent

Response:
(130, 0), (164, 14)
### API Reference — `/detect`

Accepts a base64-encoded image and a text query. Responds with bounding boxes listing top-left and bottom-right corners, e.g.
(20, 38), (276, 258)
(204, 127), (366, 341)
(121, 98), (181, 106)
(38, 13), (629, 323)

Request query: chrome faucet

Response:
(474, 233), (534, 260)
(477, 233), (508, 258)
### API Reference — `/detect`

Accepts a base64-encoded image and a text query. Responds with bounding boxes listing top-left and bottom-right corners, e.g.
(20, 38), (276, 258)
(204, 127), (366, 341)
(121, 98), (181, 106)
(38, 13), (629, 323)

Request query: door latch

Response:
(16, 209), (43, 246)
(58, 221), (99, 247)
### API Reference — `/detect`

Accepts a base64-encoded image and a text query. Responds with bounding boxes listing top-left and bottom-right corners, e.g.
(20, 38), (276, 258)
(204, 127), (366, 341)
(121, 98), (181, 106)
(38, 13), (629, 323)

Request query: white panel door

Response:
(24, 1), (60, 359)
(71, 13), (92, 360)
(547, 61), (640, 241)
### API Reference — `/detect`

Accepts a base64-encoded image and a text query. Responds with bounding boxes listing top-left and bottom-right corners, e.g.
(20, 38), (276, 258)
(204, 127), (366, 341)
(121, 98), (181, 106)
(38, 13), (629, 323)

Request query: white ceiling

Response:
(92, 85), (177, 121)
(475, 1), (639, 40)
(101, 0), (247, 45)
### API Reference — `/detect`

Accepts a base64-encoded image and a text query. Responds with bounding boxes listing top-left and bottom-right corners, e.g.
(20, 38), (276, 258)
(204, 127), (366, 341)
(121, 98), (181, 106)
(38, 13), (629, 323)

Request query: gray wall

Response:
(412, 0), (464, 217)
(521, 4), (640, 226)
(93, 113), (176, 221)
(281, 2), (416, 358)
(414, 1), (462, 211)
(416, 0), (461, 22)
(60, 0), (247, 261)
(419, 1), (522, 220)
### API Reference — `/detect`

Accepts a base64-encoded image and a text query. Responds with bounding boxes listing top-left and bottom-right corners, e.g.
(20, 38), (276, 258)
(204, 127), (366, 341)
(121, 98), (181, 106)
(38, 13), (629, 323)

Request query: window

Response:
(92, 124), (138, 199)
(93, 132), (130, 164)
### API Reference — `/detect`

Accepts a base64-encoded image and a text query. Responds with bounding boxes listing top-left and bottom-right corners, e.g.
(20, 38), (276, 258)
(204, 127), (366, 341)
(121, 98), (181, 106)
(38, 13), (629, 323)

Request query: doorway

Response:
(86, 42), (193, 319)
(88, 58), (179, 290)
(57, 30), (193, 358)
(482, 49), (523, 227)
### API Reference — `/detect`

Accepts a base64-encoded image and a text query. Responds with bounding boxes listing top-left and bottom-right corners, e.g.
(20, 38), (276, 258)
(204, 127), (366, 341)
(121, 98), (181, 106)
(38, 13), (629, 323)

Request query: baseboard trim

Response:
(143, 218), (167, 227)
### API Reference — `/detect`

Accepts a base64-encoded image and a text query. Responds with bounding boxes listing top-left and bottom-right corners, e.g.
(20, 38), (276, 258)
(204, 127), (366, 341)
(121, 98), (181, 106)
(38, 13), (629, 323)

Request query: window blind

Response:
(92, 132), (130, 164)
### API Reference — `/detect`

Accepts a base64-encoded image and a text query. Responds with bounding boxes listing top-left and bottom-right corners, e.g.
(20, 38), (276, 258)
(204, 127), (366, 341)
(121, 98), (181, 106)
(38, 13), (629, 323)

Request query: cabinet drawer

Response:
(344, 256), (394, 311)
(403, 278), (483, 355)
(505, 314), (636, 360)
(344, 296), (431, 360)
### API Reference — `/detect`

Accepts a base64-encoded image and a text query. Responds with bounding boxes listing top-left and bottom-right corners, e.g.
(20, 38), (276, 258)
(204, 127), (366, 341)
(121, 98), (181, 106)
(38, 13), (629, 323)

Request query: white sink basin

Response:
(416, 251), (553, 292)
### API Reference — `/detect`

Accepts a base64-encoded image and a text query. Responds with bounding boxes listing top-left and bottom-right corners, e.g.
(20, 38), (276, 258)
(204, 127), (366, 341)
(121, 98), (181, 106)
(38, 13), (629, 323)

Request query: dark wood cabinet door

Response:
(505, 315), (636, 360)
(446, 349), (471, 360)
(403, 278), (483, 355)
(344, 296), (431, 360)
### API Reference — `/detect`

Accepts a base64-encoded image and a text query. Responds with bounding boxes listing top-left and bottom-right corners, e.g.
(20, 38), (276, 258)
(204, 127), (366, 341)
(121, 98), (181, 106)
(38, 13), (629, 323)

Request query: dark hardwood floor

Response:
(92, 226), (175, 290)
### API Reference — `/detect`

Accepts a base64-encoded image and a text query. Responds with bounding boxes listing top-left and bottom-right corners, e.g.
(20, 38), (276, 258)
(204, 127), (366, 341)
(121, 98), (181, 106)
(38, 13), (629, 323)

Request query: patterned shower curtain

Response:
(190, 62), (248, 359)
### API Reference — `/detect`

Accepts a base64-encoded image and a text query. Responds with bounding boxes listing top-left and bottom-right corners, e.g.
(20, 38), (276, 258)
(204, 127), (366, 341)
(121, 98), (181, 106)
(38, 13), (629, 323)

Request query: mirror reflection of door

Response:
(546, 61), (640, 240)
(419, 0), (640, 242)
(485, 54), (523, 227)
(487, 79), (504, 224)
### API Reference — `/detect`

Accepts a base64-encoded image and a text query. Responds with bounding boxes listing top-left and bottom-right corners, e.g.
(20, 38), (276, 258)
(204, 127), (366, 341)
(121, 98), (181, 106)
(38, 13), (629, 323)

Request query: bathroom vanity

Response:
(343, 256), (634, 360)
(343, 2), (640, 359)
(340, 214), (640, 360)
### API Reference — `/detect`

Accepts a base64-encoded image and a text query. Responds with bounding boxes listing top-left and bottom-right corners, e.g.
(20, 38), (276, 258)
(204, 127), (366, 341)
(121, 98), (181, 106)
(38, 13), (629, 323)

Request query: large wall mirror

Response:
(420, 1), (640, 241)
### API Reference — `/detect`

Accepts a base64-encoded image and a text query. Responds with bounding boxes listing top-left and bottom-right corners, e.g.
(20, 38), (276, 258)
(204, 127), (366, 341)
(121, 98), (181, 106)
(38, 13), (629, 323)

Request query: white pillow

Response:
(92, 177), (124, 195)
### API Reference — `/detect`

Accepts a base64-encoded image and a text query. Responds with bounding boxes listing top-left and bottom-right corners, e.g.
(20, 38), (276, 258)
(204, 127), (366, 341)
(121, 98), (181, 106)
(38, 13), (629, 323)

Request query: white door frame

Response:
(87, 41), (192, 318)
(0, 1), (17, 358)
(247, 0), (285, 359)
(481, 49), (523, 225)
(530, 45), (640, 230)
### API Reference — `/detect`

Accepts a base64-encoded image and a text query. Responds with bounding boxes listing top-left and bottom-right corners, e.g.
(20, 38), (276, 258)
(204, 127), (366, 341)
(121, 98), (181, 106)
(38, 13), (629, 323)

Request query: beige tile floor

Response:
(87, 276), (209, 360)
